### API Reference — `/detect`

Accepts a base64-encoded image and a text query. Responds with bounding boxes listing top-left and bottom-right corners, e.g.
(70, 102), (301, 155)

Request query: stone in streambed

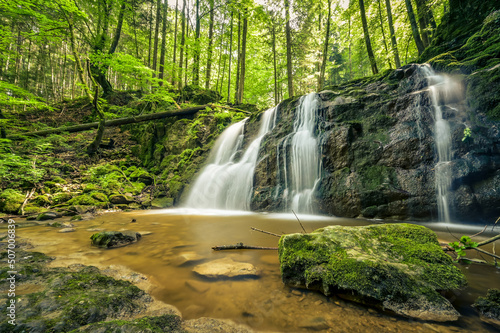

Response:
(173, 252), (204, 266)
(299, 317), (329, 331)
(278, 223), (467, 322)
(193, 258), (258, 279)
(185, 280), (211, 293)
(473, 288), (500, 329)
(37, 211), (62, 221)
(58, 228), (75, 233)
(90, 231), (141, 248)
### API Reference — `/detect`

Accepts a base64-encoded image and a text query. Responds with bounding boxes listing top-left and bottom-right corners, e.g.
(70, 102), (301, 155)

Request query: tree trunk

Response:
(234, 13), (241, 103)
(318, 0), (332, 91)
(237, 15), (247, 104)
(193, 0), (201, 86)
(272, 24), (278, 105)
(152, 0), (162, 76)
(172, 0), (179, 85)
(205, 0), (215, 89)
(178, 0), (186, 89)
(227, 12), (234, 104)
(404, 0), (425, 55)
(184, 7), (190, 86)
(159, 0), (168, 84)
(377, 0), (392, 68)
(415, 0), (430, 47)
(385, 0), (401, 68)
(285, 0), (294, 97)
(148, 2), (153, 68)
(359, 0), (378, 74)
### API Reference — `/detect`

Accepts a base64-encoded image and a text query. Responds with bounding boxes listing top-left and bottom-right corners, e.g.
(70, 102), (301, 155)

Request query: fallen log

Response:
(7, 105), (211, 139)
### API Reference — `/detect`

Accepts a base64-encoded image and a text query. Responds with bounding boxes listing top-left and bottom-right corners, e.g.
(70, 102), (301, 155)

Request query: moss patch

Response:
(279, 223), (466, 320)
(0, 189), (25, 214)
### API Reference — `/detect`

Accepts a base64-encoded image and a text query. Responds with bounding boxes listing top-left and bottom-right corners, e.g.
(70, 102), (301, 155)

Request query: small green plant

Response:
(449, 235), (479, 261)
(462, 127), (472, 142)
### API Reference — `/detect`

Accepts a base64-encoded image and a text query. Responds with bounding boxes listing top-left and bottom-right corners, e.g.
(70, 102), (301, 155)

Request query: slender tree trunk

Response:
(185, 7), (190, 86)
(404, 0), (425, 55)
(385, 0), (401, 68)
(152, 0), (162, 76)
(318, 0), (332, 91)
(272, 25), (278, 105)
(205, 0), (215, 89)
(227, 12), (233, 104)
(132, 11), (140, 59)
(348, 3), (352, 80)
(285, 0), (294, 97)
(159, 0), (168, 84)
(237, 15), (248, 104)
(148, 2), (153, 67)
(193, 0), (201, 85)
(172, 0), (179, 85)
(377, 0), (392, 68)
(234, 13), (241, 103)
(359, 0), (378, 74)
(178, 0), (186, 89)
(415, 0), (430, 47)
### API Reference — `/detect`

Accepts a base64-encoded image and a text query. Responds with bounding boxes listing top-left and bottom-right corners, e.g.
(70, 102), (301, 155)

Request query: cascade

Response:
(419, 64), (461, 222)
(185, 107), (277, 210)
(276, 93), (322, 213)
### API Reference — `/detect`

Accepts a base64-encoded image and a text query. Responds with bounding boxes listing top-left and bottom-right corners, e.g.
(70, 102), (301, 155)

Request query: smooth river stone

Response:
(193, 258), (258, 278)
(173, 252), (204, 266)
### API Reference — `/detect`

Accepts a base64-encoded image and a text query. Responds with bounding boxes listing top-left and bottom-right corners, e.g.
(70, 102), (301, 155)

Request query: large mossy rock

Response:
(0, 189), (25, 214)
(473, 288), (500, 328)
(278, 223), (467, 321)
(90, 231), (141, 248)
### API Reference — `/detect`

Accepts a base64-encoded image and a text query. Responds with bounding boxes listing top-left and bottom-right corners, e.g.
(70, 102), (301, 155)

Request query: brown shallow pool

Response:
(17, 209), (500, 332)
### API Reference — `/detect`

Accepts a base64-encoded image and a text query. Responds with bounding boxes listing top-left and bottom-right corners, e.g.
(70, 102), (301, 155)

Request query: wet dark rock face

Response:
(251, 64), (500, 222)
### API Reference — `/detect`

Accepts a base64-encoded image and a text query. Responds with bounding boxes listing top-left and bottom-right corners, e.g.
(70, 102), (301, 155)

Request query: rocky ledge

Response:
(278, 223), (467, 321)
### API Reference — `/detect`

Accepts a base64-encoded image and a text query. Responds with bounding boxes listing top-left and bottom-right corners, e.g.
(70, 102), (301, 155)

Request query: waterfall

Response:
(277, 93), (322, 213)
(420, 64), (460, 222)
(185, 107), (277, 210)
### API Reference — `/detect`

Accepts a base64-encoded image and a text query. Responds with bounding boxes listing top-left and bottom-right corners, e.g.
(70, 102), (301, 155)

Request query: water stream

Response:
(185, 107), (277, 210)
(18, 211), (500, 333)
(420, 65), (461, 222)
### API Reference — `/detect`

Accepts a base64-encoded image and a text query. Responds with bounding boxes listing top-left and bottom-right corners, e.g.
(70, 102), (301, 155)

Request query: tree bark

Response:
(359, 0), (378, 74)
(237, 15), (247, 104)
(178, 0), (186, 89)
(377, 0), (392, 68)
(318, 0), (332, 91)
(227, 12), (234, 104)
(172, 0), (179, 85)
(234, 13), (241, 103)
(159, 0), (168, 84)
(152, 0), (162, 76)
(385, 0), (401, 68)
(404, 0), (425, 55)
(193, 0), (201, 85)
(285, 0), (294, 97)
(415, 0), (430, 47)
(272, 25), (278, 105)
(205, 0), (215, 89)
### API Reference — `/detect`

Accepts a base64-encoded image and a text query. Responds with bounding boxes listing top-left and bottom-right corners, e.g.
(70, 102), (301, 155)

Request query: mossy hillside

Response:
(278, 224), (466, 318)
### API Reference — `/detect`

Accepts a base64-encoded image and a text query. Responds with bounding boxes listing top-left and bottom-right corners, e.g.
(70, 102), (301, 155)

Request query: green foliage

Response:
(449, 236), (479, 261)
(462, 127), (472, 141)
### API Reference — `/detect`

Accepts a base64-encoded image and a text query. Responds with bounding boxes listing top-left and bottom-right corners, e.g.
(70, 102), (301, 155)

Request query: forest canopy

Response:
(0, 0), (450, 110)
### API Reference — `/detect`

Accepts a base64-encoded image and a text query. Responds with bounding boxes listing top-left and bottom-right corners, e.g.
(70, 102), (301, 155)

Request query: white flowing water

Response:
(280, 93), (322, 213)
(420, 65), (461, 222)
(185, 107), (277, 210)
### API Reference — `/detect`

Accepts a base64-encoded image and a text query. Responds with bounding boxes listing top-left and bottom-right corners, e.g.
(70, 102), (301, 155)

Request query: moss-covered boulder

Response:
(37, 211), (62, 221)
(109, 193), (135, 205)
(278, 223), (467, 321)
(0, 189), (25, 214)
(473, 288), (500, 328)
(90, 231), (141, 248)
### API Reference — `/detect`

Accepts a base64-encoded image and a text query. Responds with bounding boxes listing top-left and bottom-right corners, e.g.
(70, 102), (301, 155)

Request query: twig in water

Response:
(212, 243), (278, 251)
(292, 210), (307, 234)
(250, 227), (281, 238)
(469, 225), (488, 238)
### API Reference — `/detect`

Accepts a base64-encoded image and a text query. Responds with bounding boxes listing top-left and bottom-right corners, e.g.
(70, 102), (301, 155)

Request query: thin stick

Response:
(474, 234), (500, 248)
(472, 247), (500, 260)
(251, 227), (281, 238)
(212, 243), (278, 251)
(469, 225), (488, 238)
(292, 210), (307, 234)
(492, 216), (500, 232)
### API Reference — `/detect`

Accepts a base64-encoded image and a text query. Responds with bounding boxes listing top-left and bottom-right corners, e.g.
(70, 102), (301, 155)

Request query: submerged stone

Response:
(90, 231), (141, 248)
(193, 258), (258, 279)
(37, 211), (61, 221)
(472, 288), (500, 328)
(278, 223), (467, 322)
